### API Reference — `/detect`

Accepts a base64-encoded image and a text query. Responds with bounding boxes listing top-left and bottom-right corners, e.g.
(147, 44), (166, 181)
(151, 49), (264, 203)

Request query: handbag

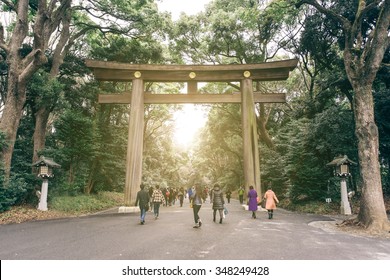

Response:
(261, 199), (266, 208)
(223, 206), (228, 216)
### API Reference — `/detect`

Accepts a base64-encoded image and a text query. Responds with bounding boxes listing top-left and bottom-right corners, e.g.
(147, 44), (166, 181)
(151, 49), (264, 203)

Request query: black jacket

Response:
(135, 189), (150, 209)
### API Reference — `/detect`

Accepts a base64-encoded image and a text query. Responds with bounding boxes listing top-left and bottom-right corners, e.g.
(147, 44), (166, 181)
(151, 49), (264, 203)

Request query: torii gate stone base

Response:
(86, 59), (297, 206)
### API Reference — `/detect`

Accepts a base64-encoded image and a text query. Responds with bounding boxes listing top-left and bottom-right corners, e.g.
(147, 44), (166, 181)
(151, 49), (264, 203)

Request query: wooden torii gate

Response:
(86, 59), (298, 205)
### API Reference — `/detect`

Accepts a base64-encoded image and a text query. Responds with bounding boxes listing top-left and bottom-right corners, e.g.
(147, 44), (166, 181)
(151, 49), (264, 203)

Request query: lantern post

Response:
(326, 155), (357, 215)
(32, 156), (61, 211)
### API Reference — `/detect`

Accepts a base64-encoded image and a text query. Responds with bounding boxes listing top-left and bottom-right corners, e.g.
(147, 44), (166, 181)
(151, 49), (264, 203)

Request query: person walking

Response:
(225, 188), (232, 204)
(263, 186), (279, 219)
(148, 186), (154, 212)
(178, 187), (185, 207)
(191, 183), (203, 228)
(238, 186), (245, 204)
(187, 187), (193, 202)
(135, 184), (150, 225)
(151, 185), (165, 219)
(164, 187), (169, 207)
(211, 184), (225, 224)
(247, 185), (258, 219)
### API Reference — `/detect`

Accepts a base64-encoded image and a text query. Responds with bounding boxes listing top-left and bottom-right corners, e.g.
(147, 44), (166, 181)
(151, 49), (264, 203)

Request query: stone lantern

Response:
(327, 155), (357, 215)
(33, 156), (61, 211)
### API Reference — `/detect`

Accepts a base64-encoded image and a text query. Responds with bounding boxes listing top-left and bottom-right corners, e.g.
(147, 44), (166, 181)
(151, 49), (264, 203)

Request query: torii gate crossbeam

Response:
(86, 59), (298, 205)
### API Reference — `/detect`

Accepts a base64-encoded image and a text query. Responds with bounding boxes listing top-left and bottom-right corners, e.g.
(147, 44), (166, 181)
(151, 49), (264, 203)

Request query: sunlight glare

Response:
(173, 105), (207, 149)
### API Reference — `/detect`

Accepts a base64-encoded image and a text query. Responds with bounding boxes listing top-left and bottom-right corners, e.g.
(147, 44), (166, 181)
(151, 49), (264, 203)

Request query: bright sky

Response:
(158, 0), (211, 20)
(158, 0), (212, 148)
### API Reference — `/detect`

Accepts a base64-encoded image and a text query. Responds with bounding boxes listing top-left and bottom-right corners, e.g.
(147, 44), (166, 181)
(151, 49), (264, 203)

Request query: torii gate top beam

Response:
(85, 59), (298, 82)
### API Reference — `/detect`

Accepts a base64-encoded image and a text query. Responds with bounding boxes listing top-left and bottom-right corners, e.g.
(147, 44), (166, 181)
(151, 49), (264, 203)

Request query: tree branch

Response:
(295, 0), (351, 31)
(0, 0), (16, 12)
(363, 0), (390, 81)
(19, 50), (46, 85)
(0, 24), (10, 53)
(50, 10), (72, 77)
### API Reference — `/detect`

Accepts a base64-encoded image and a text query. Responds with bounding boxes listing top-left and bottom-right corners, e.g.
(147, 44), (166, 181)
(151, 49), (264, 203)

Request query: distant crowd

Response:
(135, 184), (279, 227)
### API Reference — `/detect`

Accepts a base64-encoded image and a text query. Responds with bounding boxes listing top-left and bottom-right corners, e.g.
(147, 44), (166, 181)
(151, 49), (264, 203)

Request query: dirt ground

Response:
(311, 214), (390, 240)
(0, 206), (77, 225)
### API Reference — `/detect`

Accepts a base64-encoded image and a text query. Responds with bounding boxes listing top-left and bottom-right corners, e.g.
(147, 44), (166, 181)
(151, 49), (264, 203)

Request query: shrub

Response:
(0, 173), (29, 213)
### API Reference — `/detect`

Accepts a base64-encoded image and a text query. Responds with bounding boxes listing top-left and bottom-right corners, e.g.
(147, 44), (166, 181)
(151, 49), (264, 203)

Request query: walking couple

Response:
(191, 183), (225, 228)
(135, 184), (166, 224)
(247, 185), (279, 219)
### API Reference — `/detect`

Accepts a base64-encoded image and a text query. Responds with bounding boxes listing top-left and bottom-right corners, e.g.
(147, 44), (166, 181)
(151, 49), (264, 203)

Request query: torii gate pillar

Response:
(241, 79), (261, 195)
(124, 79), (144, 205)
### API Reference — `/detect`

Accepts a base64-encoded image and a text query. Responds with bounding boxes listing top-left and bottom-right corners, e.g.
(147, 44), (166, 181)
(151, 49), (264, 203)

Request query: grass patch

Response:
(50, 191), (124, 214)
(0, 192), (125, 224)
(279, 198), (341, 215)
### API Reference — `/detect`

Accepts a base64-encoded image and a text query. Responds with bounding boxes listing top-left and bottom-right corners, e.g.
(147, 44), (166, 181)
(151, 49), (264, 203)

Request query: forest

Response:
(0, 0), (389, 231)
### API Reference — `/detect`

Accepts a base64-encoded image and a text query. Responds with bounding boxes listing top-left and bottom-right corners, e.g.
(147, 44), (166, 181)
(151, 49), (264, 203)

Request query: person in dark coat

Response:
(225, 188), (232, 203)
(178, 187), (185, 207)
(135, 184), (150, 225)
(211, 183), (225, 224)
(247, 185), (258, 219)
(191, 183), (203, 228)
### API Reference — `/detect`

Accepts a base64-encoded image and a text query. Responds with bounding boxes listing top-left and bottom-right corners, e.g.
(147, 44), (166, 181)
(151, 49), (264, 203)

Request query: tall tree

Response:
(169, 0), (300, 155)
(294, 0), (390, 231)
(0, 0), (162, 178)
(0, 0), (70, 178)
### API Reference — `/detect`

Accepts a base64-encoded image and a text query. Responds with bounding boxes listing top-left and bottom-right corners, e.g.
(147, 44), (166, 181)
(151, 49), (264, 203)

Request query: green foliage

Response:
(279, 198), (340, 215)
(0, 173), (30, 213)
(276, 106), (357, 203)
(48, 109), (94, 194)
(297, 11), (342, 69)
(84, 104), (128, 194)
(260, 144), (289, 195)
(27, 69), (64, 108)
(55, 110), (94, 164)
(89, 35), (164, 64)
(142, 104), (183, 188)
(170, 0), (299, 64)
(0, 130), (6, 158)
(193, 103), (243, 188)
(49, 191), (124, 213)
(375, 88), (390, 195)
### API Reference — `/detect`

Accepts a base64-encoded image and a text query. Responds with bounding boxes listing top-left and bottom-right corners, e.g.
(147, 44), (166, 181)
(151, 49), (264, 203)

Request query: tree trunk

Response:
(32, 106), (51, 164)
(0, 0), (73, 179)
(69, 163), (74, 185)
(0, 74), (27, 178)
(296, 0), (390, 233)
(1, 61), (45, 178)
(353, 83), (389, 230)
(0, 0), (29, 178)
(84, 159), (98, 194)
(256, 103), (275, 149)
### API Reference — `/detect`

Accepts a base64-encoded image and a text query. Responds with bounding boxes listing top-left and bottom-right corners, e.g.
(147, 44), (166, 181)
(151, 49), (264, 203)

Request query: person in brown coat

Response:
(263, 186), (279, 219)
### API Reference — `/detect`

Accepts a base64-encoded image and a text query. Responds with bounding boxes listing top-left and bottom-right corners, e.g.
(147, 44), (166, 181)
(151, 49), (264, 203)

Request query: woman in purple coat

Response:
(247, 186), (258, 219)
